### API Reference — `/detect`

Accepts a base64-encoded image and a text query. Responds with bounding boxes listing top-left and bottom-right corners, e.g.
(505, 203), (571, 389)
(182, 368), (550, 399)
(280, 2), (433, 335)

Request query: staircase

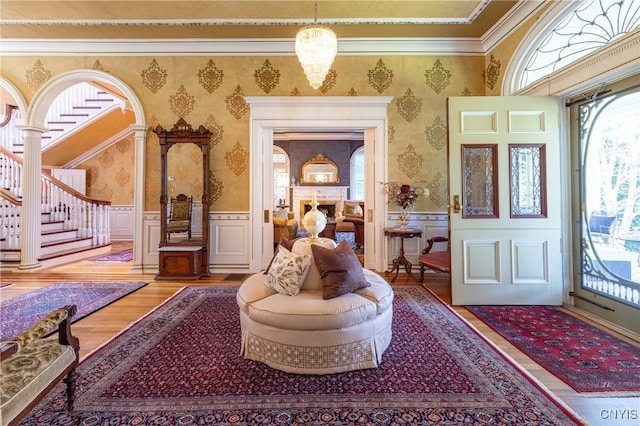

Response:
(0, 153), (112, 269)
(0, 83), (131, 271)
(41, 82), (124, 152)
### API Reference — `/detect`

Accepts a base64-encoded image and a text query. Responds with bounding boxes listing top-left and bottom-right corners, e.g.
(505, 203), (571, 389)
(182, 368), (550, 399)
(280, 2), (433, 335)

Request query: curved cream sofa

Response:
(237, 238), (394, 375)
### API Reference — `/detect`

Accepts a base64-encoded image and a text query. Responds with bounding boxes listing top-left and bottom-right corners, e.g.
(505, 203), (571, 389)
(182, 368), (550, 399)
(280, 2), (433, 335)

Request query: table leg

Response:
(385, 237), (420, 282)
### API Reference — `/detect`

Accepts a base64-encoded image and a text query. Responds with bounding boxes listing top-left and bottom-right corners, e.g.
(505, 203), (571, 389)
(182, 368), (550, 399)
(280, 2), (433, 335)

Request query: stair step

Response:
(38, 243), (110, 262)
(60, 113), (90, 118)
(41, 235), (92, 249)
(47, 121), (77, 125)
(42, 228), (78, 243)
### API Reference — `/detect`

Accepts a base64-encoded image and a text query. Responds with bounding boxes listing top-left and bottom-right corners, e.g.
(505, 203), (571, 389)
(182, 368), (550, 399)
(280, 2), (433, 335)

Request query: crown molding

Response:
(481, 0), (551, 53)
(0, 0), (491, 27)
(0, 37), (486, 56)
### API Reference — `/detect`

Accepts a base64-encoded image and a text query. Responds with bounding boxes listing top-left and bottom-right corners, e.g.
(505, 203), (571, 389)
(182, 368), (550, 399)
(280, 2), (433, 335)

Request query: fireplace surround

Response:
(292, 186), (348, 227)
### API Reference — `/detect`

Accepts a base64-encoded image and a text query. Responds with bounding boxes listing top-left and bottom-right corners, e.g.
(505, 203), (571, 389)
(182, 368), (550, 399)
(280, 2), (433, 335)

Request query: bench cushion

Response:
(248, 290), (377, 331)
(1, 339), (76, 425)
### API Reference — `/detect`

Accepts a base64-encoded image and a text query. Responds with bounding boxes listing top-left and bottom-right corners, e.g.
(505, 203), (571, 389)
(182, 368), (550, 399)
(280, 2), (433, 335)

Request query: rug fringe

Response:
(579, 391), (640, 398)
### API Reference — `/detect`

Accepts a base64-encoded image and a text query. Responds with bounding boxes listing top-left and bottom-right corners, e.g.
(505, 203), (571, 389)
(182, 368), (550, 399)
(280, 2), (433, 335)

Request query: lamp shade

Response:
(295, 25), (337, 89)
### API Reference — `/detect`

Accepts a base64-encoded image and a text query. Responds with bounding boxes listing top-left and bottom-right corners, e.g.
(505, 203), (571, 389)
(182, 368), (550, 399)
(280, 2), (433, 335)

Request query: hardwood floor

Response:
(1, 244), (638, 425)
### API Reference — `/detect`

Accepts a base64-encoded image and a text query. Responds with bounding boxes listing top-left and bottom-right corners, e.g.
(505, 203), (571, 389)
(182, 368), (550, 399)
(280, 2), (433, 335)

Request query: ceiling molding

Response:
(0, 37), (485, 56)
(481, 0), (549, 53)
(0, 0), (534, 57)
(0, 1), (492, 27)
(1, 17), (478, 27)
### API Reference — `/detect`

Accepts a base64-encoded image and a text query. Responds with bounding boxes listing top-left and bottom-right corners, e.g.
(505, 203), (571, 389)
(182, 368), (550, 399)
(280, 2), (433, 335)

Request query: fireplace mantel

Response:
(292, 186), (349, 225)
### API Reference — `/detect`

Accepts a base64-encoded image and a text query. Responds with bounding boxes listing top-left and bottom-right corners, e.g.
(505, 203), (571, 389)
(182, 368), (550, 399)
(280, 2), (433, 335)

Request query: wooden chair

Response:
(418, 236), (450, 282)
(167, 193), (193, 239)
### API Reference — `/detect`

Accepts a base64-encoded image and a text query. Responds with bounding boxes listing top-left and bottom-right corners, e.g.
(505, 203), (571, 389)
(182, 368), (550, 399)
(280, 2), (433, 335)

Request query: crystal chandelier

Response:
(295, 1), (337, 90)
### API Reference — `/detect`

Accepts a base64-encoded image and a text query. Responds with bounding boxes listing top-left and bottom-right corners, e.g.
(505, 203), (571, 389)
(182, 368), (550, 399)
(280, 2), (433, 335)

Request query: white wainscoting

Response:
(141, 210), (444, 274)
(209, 212), (251, 271)
(109, 205), (134, 240)
(142, 211), (251, 274)
(385, 212), (448, 270)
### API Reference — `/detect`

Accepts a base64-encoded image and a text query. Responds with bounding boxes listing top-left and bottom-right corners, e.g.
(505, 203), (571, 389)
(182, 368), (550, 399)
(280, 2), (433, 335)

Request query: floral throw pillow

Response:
(265, 245), (311, 296)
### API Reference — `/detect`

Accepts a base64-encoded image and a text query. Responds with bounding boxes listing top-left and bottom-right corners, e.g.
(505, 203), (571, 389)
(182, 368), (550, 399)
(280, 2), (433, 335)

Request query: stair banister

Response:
(0, 146), (111, 263)
(0, 188), (21, 250)
(0, 105), (21, 153)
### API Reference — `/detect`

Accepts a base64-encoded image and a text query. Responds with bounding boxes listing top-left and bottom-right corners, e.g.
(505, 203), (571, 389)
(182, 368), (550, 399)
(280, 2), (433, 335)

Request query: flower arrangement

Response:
(382, 181), (429, 221)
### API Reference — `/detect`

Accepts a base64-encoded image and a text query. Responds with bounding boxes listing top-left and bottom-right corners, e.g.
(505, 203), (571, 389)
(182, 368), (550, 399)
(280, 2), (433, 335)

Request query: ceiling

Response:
(0, 1), (520, 40)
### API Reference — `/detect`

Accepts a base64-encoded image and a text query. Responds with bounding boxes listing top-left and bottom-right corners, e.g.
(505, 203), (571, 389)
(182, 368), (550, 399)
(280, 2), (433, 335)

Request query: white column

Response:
(16, 125), (46, 270)
(129, 125), (147, 273)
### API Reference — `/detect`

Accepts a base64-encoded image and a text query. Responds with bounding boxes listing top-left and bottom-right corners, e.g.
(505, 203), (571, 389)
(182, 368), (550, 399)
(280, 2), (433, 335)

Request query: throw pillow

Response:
(265, 245), (311, 296)
(310, 240), (370, 299)
(264, 237), (300, 275)
(344, 201), (362, 217)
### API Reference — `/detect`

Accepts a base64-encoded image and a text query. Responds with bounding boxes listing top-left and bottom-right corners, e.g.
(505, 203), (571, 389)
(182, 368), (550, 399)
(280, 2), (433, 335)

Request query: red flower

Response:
(400, 184), (411, 194)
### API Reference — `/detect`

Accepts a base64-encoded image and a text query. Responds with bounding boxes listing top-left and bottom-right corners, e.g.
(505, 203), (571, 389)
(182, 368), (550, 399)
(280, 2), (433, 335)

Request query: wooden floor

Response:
(1, 243), (638, 426)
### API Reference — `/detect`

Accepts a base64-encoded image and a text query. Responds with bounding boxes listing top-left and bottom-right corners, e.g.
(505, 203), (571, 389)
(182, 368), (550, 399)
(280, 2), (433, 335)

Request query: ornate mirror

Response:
(154, 118), (211, 280)
(300, 153), (339, 184)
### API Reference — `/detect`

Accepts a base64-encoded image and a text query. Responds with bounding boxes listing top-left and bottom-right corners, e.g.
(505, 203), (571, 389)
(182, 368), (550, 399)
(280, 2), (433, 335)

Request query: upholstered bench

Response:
(0, 305), (80, 426)
(237, 238), (394, 375)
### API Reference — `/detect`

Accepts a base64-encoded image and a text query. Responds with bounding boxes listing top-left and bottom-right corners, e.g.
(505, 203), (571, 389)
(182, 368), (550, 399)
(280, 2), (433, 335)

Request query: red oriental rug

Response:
(466, 305), (640, 394)
(0, 281), (148, 341)
(22, 286), (583, 425)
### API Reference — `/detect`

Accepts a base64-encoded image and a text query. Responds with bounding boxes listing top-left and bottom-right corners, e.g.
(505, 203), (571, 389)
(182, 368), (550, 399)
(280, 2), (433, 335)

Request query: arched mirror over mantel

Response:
(300, 153), (339, 184)
(154, 118), (211, 280)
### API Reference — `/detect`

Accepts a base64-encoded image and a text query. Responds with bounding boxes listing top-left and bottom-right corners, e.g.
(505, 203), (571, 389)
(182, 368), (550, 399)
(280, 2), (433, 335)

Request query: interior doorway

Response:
(246, 96), (393, 273)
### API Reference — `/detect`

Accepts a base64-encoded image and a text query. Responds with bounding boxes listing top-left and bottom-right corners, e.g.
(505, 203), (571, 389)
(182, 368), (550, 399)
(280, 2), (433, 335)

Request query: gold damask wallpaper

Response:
(2, 45), (526, 212)
(76, 134), (135, 205)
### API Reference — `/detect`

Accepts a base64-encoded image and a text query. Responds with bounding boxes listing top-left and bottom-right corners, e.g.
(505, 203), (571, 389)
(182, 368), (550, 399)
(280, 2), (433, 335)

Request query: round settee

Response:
(236, 238), (394, 375)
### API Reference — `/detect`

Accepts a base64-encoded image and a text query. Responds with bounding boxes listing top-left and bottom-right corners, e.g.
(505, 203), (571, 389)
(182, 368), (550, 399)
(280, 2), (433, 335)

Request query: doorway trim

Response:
(246, 96), (393, 273)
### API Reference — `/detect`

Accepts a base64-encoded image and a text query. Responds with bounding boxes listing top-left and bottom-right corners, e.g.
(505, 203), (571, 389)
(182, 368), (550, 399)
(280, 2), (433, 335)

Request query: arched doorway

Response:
(21, 70), (146, 270)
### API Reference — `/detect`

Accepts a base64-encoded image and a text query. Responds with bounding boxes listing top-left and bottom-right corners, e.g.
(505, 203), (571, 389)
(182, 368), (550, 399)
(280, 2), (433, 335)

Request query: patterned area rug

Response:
(23, 286), (582, 425)
(0, 281), (147, 341)
(466, 305), (640, 394)
(87, 248), (133, 262)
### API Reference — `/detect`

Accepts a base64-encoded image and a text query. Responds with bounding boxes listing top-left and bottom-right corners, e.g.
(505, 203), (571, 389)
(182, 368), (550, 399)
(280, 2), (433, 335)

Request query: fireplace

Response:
(292, 186), (348, 225)
(303, 203), (336, 219)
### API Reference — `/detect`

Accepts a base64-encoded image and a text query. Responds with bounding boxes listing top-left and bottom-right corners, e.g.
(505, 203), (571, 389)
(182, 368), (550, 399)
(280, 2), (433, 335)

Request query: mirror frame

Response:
(155, 118), (211, 249)
(300, 153), (340, 184)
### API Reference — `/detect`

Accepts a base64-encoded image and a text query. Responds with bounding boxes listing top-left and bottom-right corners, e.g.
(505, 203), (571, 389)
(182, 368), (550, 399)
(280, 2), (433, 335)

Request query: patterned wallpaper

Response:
(74, 134), (135, 205)
(3, 46), (524, 212)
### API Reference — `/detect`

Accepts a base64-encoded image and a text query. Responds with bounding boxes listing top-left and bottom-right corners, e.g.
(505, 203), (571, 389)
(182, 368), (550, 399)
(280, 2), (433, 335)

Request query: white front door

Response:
(448, 96), (562, 305)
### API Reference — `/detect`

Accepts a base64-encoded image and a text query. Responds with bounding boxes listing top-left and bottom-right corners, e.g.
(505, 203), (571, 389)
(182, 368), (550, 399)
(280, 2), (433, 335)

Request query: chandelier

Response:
(295, 1), (337, 90)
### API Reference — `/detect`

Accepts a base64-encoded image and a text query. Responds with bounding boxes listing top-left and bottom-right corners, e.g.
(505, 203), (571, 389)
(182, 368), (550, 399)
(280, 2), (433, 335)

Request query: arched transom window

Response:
(515, 0), (639, 91)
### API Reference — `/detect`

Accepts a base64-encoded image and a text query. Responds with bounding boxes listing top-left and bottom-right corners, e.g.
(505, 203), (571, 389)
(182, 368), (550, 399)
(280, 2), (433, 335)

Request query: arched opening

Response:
(21, 70), (146, 270)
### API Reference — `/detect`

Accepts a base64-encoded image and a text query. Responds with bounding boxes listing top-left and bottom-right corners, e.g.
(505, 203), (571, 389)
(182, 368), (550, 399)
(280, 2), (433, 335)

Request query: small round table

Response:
(384, 227), (423, 282)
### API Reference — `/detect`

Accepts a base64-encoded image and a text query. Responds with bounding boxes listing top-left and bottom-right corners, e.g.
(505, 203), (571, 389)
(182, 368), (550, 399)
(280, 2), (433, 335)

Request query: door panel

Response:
(448, 96), (561, 305)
